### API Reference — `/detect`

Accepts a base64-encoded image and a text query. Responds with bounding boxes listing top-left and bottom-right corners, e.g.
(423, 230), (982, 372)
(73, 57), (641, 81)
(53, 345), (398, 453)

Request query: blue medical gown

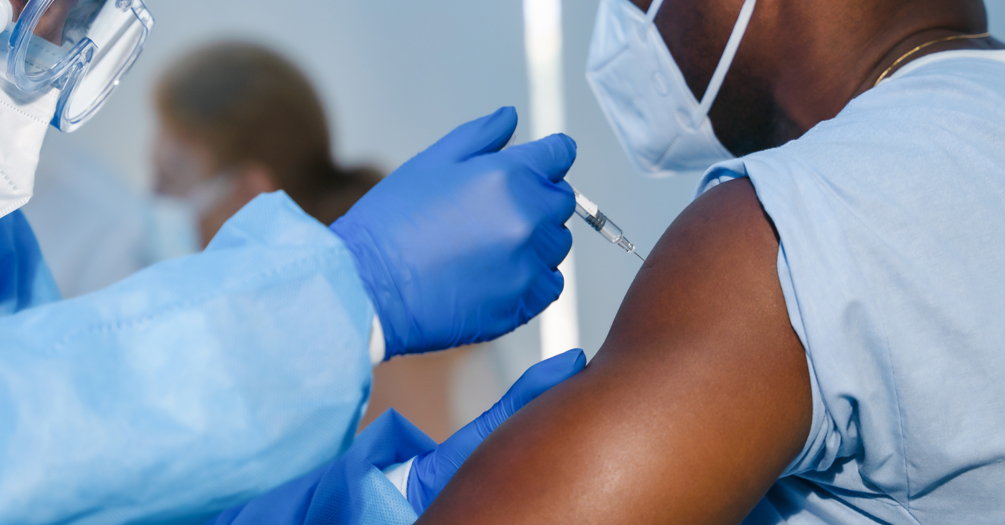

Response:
(0, 208), (60, 314)
(0, 192), (377, 524)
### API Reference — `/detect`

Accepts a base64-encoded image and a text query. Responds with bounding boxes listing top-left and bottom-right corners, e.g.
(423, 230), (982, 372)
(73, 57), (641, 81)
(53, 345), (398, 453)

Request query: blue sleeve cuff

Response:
(208, 409), (436, 525)
(330, 219), (408, 359)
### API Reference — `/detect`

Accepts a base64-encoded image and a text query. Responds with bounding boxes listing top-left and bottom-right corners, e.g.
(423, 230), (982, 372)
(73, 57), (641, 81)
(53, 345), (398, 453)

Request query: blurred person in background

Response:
(153, 42), (383, 247)
(153, 42), (469, 441)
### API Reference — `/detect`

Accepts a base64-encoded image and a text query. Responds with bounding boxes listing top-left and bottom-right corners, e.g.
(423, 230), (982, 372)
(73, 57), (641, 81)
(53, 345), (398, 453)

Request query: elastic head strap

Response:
(644, 0), (757, 121)
(696, 0), (757, 118)
(645, 0), (665, 25)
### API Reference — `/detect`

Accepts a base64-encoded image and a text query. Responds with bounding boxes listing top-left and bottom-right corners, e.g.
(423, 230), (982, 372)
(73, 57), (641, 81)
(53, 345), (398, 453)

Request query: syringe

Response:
(571, 186), (646, 263)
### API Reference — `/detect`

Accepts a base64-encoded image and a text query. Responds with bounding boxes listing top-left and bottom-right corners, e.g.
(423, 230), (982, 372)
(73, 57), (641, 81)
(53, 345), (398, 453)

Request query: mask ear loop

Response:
(694, 0), (757, 121)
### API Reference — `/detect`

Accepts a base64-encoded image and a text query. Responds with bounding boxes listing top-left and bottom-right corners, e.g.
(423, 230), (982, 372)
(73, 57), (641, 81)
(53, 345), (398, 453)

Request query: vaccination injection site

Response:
(3, 0), (1005, 522)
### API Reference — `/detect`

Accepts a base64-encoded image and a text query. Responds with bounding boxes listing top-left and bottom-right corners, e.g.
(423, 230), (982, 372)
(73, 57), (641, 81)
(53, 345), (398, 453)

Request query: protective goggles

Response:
(0, 0), (153, 132)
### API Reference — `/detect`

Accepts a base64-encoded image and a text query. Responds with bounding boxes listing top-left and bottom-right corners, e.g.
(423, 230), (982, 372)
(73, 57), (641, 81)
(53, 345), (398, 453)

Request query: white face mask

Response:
(0, 77), (59, 218)
(586, 0), (757, 178)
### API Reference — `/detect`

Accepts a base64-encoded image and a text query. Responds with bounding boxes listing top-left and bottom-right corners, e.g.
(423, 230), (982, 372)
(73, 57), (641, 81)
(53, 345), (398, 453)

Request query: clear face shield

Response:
(0, 0), (153, 132)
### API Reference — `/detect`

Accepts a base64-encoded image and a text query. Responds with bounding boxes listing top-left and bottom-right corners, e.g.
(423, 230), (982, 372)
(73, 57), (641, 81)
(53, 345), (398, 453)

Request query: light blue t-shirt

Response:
(697, 50), (1005, 523)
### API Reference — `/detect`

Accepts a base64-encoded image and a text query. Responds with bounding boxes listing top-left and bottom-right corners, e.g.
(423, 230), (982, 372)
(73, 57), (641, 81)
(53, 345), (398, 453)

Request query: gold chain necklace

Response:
(874, 32), (991, 87)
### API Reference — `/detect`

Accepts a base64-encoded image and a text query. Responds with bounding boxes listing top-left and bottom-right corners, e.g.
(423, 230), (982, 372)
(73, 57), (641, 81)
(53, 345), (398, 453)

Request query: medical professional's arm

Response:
(418, 178), (813, 524)
(0, 192), (378, 525)
(0, 109), (575, 524)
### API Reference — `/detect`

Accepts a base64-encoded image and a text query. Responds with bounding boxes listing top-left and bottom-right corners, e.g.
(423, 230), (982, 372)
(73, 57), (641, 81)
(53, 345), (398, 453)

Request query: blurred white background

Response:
(27, 0), (1005, 426)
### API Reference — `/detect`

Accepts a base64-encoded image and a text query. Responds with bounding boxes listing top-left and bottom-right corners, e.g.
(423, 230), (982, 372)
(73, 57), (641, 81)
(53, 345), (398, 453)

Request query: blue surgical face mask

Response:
(586, 0), (757, 178)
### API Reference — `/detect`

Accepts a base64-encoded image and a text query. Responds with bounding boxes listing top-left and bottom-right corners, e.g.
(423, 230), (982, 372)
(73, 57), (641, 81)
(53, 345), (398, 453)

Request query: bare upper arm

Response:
(418, 177), (812, 524)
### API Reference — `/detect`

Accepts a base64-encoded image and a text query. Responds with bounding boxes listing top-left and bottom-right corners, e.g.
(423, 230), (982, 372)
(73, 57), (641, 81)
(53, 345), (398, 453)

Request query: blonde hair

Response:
(156, 42), (380, 223)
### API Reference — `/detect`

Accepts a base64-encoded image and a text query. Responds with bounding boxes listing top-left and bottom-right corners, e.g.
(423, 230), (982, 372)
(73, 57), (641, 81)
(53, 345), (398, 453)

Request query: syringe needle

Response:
(571, 185), (647, 264)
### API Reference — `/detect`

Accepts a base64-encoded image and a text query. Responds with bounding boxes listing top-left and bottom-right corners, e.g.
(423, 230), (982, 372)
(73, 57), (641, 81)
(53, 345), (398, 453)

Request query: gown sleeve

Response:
(0, 209), (60, 314)
(0, 191), (377, 525)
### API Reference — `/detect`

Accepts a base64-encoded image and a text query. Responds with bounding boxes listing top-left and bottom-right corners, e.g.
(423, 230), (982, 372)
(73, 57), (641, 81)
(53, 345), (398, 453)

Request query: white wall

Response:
(39, 0), (1005, 373)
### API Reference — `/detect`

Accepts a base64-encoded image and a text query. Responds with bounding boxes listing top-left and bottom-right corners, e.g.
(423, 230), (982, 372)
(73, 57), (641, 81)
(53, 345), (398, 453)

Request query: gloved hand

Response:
(330, 107), (577, 359)
(405, 348), (587, 515)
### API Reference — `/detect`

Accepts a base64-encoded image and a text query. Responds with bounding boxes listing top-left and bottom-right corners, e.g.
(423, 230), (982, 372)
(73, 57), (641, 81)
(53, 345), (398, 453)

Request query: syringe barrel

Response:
(598, 215), (626, 245)
(573, 187), (637, 255)
(577, 207), (624, 245)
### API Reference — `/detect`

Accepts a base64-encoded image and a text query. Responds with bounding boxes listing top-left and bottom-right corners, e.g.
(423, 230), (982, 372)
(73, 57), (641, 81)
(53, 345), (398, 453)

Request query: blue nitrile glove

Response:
(330, 107), (577, 359)
(405, 348), (587, 515)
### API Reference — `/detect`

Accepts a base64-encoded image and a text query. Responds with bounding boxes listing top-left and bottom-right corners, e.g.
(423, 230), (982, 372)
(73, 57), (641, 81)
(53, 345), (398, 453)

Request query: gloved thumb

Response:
(476, 348), (587, 434)
(495, 132), (577, 183)
(418, 106), (518, 163)
(406, 348), (586, 514)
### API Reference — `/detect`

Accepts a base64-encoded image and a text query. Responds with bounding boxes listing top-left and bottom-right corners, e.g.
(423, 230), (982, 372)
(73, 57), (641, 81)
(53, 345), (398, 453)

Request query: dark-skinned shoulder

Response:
(419, 177), (812, 524)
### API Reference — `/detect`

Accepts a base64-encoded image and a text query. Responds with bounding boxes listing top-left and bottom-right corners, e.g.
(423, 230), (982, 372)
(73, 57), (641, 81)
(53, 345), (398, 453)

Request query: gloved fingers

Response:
(531, 223), (573, 272)
(420, 106), (518, 163)
(524, 266), (566, 322)
(478, 348), (587, 435)
(438, 346), (586, 464)
(546, 179), (577, 225)
(478, 266), (564, 342)
(506, 347), (587, 409)
(407, 348), (587, 515)
(497, 133), (577, 183)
